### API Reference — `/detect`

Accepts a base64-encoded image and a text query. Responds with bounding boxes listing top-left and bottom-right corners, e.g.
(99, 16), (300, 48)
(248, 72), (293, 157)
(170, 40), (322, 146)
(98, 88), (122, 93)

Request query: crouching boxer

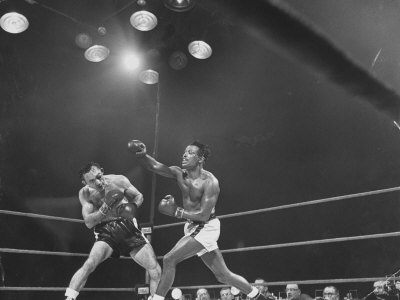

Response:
(128, 139), (268, 300)
(65, 162), (161, 300)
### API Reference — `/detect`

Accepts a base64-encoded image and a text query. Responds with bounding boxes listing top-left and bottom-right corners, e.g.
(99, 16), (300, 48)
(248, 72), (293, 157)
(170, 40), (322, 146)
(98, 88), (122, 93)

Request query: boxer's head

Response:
(79, 162), (105, 191)
(182, 141), (210, 169)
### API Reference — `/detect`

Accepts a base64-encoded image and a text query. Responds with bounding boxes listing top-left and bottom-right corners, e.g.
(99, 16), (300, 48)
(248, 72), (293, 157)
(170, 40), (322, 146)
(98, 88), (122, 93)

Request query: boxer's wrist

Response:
(99, 202), (111, 215)
(174, 207), (184, 219)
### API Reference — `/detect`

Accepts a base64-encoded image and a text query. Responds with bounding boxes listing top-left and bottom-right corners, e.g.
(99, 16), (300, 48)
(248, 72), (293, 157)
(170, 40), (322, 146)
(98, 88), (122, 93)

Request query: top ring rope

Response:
(0, 186), (399, 227)
(154, 186), (400, 229)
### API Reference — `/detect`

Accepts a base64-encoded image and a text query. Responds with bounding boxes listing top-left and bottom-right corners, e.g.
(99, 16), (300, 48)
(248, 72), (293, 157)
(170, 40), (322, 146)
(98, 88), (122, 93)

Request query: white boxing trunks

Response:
(184, 217), (220, 256)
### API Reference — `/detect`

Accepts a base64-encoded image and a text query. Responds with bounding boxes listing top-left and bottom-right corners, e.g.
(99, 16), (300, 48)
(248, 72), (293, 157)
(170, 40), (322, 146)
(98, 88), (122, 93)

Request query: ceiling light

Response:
(130, 10), (157, 31)
(75, 33), (92, 49)
(188, 40), (212, 59)
(84, 45), (110, 62)
(168, 51), (188, 70)
(164, 0), (196, 12)
(139, 69), (159, 84)
(0, 12), (29, 34)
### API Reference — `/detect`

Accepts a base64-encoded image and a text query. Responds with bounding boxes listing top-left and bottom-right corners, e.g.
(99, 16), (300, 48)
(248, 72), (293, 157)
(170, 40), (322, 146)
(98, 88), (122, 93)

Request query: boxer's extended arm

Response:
(128, 139), (181, 178)
(79, 190), (106, 229)
(140, 155), (181, 178)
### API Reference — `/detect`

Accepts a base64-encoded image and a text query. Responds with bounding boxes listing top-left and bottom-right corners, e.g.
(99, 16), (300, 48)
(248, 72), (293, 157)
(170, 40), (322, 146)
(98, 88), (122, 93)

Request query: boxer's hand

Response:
(116, 203), (138, 220)
(127, 139), (147, 157)
(158, 195), (184, 218)
(99, 189), (124, 215)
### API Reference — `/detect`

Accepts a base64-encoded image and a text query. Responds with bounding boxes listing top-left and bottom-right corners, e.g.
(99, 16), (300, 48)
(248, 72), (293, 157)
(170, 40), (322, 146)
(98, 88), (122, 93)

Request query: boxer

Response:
(64, 162), (161, 300)
(129, 140), (268, 300)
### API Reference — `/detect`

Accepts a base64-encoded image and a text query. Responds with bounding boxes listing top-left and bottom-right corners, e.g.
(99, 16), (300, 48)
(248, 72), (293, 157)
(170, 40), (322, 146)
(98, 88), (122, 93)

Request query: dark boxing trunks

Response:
(94, 218), (147, 258)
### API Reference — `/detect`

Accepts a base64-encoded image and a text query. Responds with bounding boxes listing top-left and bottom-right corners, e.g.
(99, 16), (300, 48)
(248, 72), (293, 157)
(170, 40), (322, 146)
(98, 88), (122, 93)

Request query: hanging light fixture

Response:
(75, 32), (93, 49)
(130, 10), (157, 31)
(164, 0), (196, 12)
(139, 69), (159, 84)
(168, 51), (188, 70)
(84, 45), (110, 62)
(188, 40), (212, 59)
(0, 12), (29, 34)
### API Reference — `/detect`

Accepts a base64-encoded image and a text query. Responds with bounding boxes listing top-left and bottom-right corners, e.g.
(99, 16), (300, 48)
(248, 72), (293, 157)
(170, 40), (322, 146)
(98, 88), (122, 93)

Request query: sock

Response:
(247, 287), (259, 298)
(65, 287), (79, 300)
(153, 294), (165, 300)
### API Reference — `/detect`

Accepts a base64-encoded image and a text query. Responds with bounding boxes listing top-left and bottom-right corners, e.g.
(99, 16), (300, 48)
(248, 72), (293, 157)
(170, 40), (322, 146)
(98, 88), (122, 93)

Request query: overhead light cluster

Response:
(1, 0), (213, 69)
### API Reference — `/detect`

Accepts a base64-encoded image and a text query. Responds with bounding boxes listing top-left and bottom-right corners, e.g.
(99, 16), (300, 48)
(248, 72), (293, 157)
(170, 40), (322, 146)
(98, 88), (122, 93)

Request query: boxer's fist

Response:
(116, 203), (138, 220)
(99, 189), (124, 215)
(158, 195), (184, 218)
(128, 139), (147, 157)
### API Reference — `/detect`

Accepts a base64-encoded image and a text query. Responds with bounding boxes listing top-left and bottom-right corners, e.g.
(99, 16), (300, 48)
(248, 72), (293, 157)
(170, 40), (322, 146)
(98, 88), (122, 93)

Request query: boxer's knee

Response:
(148, 264), (162, 281)
(162, 253), (178, 268)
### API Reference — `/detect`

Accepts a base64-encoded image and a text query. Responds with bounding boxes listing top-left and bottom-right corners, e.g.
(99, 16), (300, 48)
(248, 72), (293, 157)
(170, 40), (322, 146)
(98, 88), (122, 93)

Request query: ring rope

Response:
(2, 230), (399, 260)
(219, 231), (400, 254)
(0, 248), (131, 259)
(0, 287), (135, 291)
(154, 186), (400, 229)
(0, 209), (84, 223)
(0, 186), (398, 227)
(1, 277), (399, 292)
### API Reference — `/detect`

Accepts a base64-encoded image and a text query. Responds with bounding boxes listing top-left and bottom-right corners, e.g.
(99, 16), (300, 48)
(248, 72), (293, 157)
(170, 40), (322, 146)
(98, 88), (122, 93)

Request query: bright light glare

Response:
(122, 53), (141, 71)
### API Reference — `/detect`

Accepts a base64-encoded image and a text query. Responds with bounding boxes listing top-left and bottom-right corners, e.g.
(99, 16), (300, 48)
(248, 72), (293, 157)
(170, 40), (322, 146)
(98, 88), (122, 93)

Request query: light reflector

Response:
(188, 40), (212, 59)
(130, 10), (157, 31)
(139, 69), (159, 84)
(84, 45), (110, 62)
(0, 12), (29, 34)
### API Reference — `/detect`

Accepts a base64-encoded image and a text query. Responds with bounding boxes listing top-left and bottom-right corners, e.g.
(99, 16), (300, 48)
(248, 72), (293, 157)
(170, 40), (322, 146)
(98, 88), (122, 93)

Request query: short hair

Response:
(191, 141), (211, 161)
(324, 286), (339, 295)
(220, 287), (231, 293)
(79, 162), (102, 180)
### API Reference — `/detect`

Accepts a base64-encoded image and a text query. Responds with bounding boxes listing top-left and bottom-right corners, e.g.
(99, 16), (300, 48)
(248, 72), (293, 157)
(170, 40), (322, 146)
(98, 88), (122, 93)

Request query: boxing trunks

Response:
(94, 217), (148, 258)
(184, 214), (220, 256)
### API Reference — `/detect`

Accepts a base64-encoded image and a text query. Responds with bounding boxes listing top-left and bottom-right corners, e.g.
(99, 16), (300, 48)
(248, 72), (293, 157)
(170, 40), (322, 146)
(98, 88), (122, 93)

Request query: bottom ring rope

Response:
(1, 277), (399, 291)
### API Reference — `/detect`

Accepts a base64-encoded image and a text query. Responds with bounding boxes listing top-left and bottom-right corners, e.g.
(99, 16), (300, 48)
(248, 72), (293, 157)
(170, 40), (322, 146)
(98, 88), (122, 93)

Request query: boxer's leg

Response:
(130, 243), (161, 295)
(65, 241), (113, 300)
(201, 249), (261, 299)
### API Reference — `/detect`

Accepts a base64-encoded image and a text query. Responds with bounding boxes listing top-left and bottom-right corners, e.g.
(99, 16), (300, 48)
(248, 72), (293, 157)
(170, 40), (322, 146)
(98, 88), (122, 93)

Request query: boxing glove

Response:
(127, 139), (147, 157)
(116, 203), (138, 220)
(99, 189), (124, 215)
(158, 195), (184, 219)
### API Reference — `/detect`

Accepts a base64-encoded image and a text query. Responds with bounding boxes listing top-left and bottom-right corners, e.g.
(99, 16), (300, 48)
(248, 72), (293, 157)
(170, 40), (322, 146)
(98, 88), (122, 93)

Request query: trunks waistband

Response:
(188, 213), (216, 225)
(94, 217), (124, 229)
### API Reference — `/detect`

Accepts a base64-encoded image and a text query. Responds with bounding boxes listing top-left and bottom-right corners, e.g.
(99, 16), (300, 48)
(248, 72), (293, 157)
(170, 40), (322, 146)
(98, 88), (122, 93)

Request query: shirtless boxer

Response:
(65, 162), (161, 300)
(128, 140), (267, 300)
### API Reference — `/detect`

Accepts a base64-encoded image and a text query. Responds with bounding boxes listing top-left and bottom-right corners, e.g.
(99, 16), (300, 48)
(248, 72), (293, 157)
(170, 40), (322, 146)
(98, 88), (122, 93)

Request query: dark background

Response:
(1, 0), (400, 299)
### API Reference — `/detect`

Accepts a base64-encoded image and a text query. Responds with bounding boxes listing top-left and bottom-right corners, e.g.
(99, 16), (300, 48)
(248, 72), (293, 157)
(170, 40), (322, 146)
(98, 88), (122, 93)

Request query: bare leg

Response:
(156, 236), (204, 296)
(201, 249), (253, 294)
(130, 243), (161, 295)
(68, 241), (113, 292)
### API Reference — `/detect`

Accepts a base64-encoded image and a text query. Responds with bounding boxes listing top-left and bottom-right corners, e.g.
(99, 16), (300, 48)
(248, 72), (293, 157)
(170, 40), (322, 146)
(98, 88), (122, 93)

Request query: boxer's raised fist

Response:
(127, 139), (147, 157)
